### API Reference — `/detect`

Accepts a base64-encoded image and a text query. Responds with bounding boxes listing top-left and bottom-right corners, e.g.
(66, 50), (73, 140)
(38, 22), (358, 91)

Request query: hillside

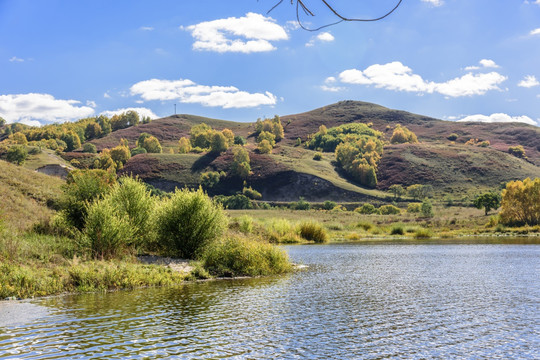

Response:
(84, 101), (540, 202)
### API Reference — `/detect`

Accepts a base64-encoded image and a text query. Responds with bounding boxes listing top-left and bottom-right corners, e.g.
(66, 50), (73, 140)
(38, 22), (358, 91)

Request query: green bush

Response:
(242, 186), (262, 200)
(355, 203), (378, 214)
(292, 197), (310, 210)
(379, 205), (401, 215)
(200, 237), (292, 277)
(83, 198), (134, 259)
(215, 194), (253, 209)
(106, 177), (155, 249)
(447, 133), (458, 141)
(357, 221), (374, 231)
(6, 145), (28, 165)
(299, 222), (329, 243)
(407, 203), (421, 213)
(390, 225), (405, 235)
(237, 215), (254, 234)
(414, 228), (433, 239)
(313, 152), (322, 161)
(131, 147), (147, 156)
(322, 200), (337, 210)
(421, 200), (434, 218)
(154, 187), (227, 259)
(82, 143), (97, 154)
(266, 218), (300, 243)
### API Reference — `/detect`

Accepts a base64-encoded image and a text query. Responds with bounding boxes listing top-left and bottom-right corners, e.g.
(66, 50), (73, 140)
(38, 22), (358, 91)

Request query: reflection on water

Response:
(1, 240), (539, 359)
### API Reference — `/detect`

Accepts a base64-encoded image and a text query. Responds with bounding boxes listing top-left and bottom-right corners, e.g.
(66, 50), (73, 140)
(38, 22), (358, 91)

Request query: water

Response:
(1, 241), (539, 359)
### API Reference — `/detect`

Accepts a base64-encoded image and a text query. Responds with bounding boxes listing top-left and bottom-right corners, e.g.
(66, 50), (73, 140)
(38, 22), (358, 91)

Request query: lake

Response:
(1, 240), (539, 359)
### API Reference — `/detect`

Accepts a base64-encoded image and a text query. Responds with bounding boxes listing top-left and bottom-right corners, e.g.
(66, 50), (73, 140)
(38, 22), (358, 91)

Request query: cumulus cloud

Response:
(306, 32), (335, 47)
(0, 93), (95, 124)
(518, 75), (540, 88)
(140, 26), (154, 31)
(457, 113), (538, 126)
(422, 0), (444, 6)
(338, 61), (507, 97)
(465, 59), (499, 71)
(531, 28), (540, 36)
(130, 78), (277, 109)
(186, 13), (288, 53)
(101, 107), (158, 119)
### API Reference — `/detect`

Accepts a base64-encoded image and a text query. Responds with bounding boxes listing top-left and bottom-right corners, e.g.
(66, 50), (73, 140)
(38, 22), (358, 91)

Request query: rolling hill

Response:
(81, 101), (540, 202)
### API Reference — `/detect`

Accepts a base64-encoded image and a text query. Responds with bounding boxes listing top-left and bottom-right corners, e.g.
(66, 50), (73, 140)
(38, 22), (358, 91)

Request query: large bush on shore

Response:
(201, 236), (291, 277)
(154, 187), (227, 258)
(82, 177), (154, 259)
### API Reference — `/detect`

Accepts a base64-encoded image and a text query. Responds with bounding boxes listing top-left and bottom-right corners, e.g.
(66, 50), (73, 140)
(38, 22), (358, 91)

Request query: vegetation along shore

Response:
(1, 101), (539, 299)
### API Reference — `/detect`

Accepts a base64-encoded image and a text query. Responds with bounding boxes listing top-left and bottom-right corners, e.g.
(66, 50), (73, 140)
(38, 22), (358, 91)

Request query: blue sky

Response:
(1, 0), (539, 126)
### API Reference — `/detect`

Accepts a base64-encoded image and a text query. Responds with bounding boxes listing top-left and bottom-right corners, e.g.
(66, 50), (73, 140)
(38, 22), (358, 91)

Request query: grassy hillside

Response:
(0, 160), (64, 232)
(89, 100), (540, 202)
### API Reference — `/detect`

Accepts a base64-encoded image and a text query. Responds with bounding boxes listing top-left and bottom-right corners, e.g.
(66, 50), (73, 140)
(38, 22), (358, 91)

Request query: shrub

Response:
(131, 147), (147, 156)
(234, 135), (247, 145)
(242, 186), (262, 200)
(83, 198), (134, 259)
(6, 145), (27, 165)
(407, 203), (421, 213)
(355, 203), (378, 214)
(258, 139), (273, 154)
(200, 237), (291, 277)
(447, 133), (458, 141)
(154, 187), (227, 259)
(322, 200), (337, 210)
(237, 215), (254, 234)
(266, 218), (300, 243)
(142, 136), (162, 153)
(390, 125), (418, 144)
(292, 197), (310, 210)
(178, 137), (192, 153)
(508, 145), (526, 159)
(313, 152), (322, 161)
(28, 146), (42, 155)
(499, 177), (540, 226)
(215, 194), (253, 209)
(357, 221), (373, 231)
(83, 143), (97, 154)
(390, 225), (405, 235)
(299, 222), (329, 243)
(106, 177), (155, 249)
(379, 205), (400, 215)
(200, 171), (223, 189)
(414, 228), (433, 239)
(421, 200), (434, 218)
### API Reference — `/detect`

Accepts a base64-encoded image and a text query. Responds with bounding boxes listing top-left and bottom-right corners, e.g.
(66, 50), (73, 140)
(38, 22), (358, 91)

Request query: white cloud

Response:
(457, 113), (538, 126)
(338, 61), (507, 97)
(103, 92), (111, 99)
(306, 32), (335, 47)
(320, 85), (344, 92)
(518, 75), (540, 88)
(101, 107), (158, 120)
(86, 100), (97, 108)
(9, 56), (24, 63)
(465, 59), (499, 71)
(140, 26), (154, 31)
(130, 78), (277, 109)
(186, 12), (288, 53)
(531, 28), (540, 36)
(0, 93), (95, 124)
(524, 1), (540, 5)
(422, 0), (444, 6)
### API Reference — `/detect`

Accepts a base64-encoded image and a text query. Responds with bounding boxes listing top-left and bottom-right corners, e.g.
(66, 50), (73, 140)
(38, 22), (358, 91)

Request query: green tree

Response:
(137, 133), (152, 148)
(6, 145), (28, 165)
(210, 131), (228, 153)
(420, 200), (434, 218)
(258, 139), (273, 154)
(110, 145), (131, 167)
(85, 122), (102, 140)
(474, 192), (502, 215)
(83, 143), (97, 153)
(96, 115), (111, 136)
(388, 184), (406, 200)
(257, 131), (276, 147)
(60, 131), (81, 152)
(12, 132), (28, 145)
(200, 171), (223, 189)
(142, 136), (162, 153)
(390, 125), (419, 144)
(407, 184), (424, 200)
(231, 145), (251, 178)
(0, 116), (5, 126)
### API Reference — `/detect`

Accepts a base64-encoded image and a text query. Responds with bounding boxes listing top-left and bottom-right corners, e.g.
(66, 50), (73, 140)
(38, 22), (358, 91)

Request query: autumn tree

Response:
(508, 145), (527, 159)
(142, 136), (162, 153)
(85, 122), (102, 140)
(388, 184), (406, 200)
(6, 145), (28, 165)
(60, 131), (81, 151)
(499, 178), (540, 226)
(12, 132), (28, 145)
(110, 145), (131, 168)
(210, 131), (229, 154)
(178, 137), (192, 153)
(390, 125), (418, 144)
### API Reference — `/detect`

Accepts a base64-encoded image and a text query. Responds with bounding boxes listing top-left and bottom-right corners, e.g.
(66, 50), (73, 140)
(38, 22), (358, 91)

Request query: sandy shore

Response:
(138, 255), (194, 274)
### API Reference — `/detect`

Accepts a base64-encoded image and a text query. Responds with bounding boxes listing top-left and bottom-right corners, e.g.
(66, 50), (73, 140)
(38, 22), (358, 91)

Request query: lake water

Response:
(1, 240), (539, 359)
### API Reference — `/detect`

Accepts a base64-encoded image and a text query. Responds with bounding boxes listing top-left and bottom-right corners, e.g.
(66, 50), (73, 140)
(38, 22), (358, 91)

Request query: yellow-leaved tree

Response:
(499, 178), (540, 226)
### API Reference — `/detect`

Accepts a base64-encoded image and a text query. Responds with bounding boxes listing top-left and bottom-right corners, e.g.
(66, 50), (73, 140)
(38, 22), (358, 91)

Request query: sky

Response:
(1, 0), (539, 127)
